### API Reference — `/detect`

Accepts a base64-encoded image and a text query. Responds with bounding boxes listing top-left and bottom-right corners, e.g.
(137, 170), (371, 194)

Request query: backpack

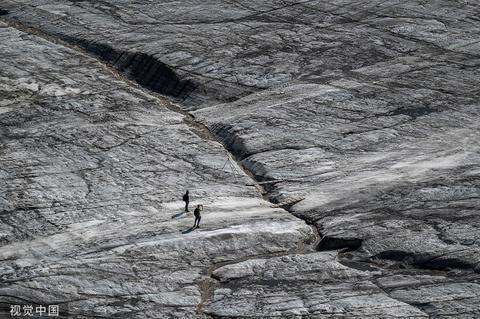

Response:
(183, 194), (188, 202)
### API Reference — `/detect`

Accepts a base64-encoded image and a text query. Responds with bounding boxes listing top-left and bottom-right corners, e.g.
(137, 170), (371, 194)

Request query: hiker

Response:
(183, 190), (189, 212)
(193, 204), (202, 228)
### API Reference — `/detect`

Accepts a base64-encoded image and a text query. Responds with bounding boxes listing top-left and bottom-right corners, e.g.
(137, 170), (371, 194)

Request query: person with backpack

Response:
(183, 190), (189, 212)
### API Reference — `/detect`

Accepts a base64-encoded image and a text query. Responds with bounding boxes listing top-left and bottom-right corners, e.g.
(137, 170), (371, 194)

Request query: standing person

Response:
(193, 204), (202, 228)
(183, 190), (189, 212)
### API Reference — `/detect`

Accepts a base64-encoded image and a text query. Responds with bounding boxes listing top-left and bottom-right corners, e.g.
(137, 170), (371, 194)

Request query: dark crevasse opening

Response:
(374, 250), (478, 272)
(317, 236), (363, 252)
(63, 37), (197, 100)
(0, 8), (9, 16)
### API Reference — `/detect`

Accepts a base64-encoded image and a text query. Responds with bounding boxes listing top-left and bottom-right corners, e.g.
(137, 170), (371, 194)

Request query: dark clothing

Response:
(193, 206), (201, 227)
(183, 192), (189, 212)
(194, 215), (201, 228)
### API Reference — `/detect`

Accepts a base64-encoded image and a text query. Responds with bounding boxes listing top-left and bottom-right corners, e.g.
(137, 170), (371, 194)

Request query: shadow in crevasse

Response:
(182, 227), (196, 234)
(59, 37), (198, 100)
